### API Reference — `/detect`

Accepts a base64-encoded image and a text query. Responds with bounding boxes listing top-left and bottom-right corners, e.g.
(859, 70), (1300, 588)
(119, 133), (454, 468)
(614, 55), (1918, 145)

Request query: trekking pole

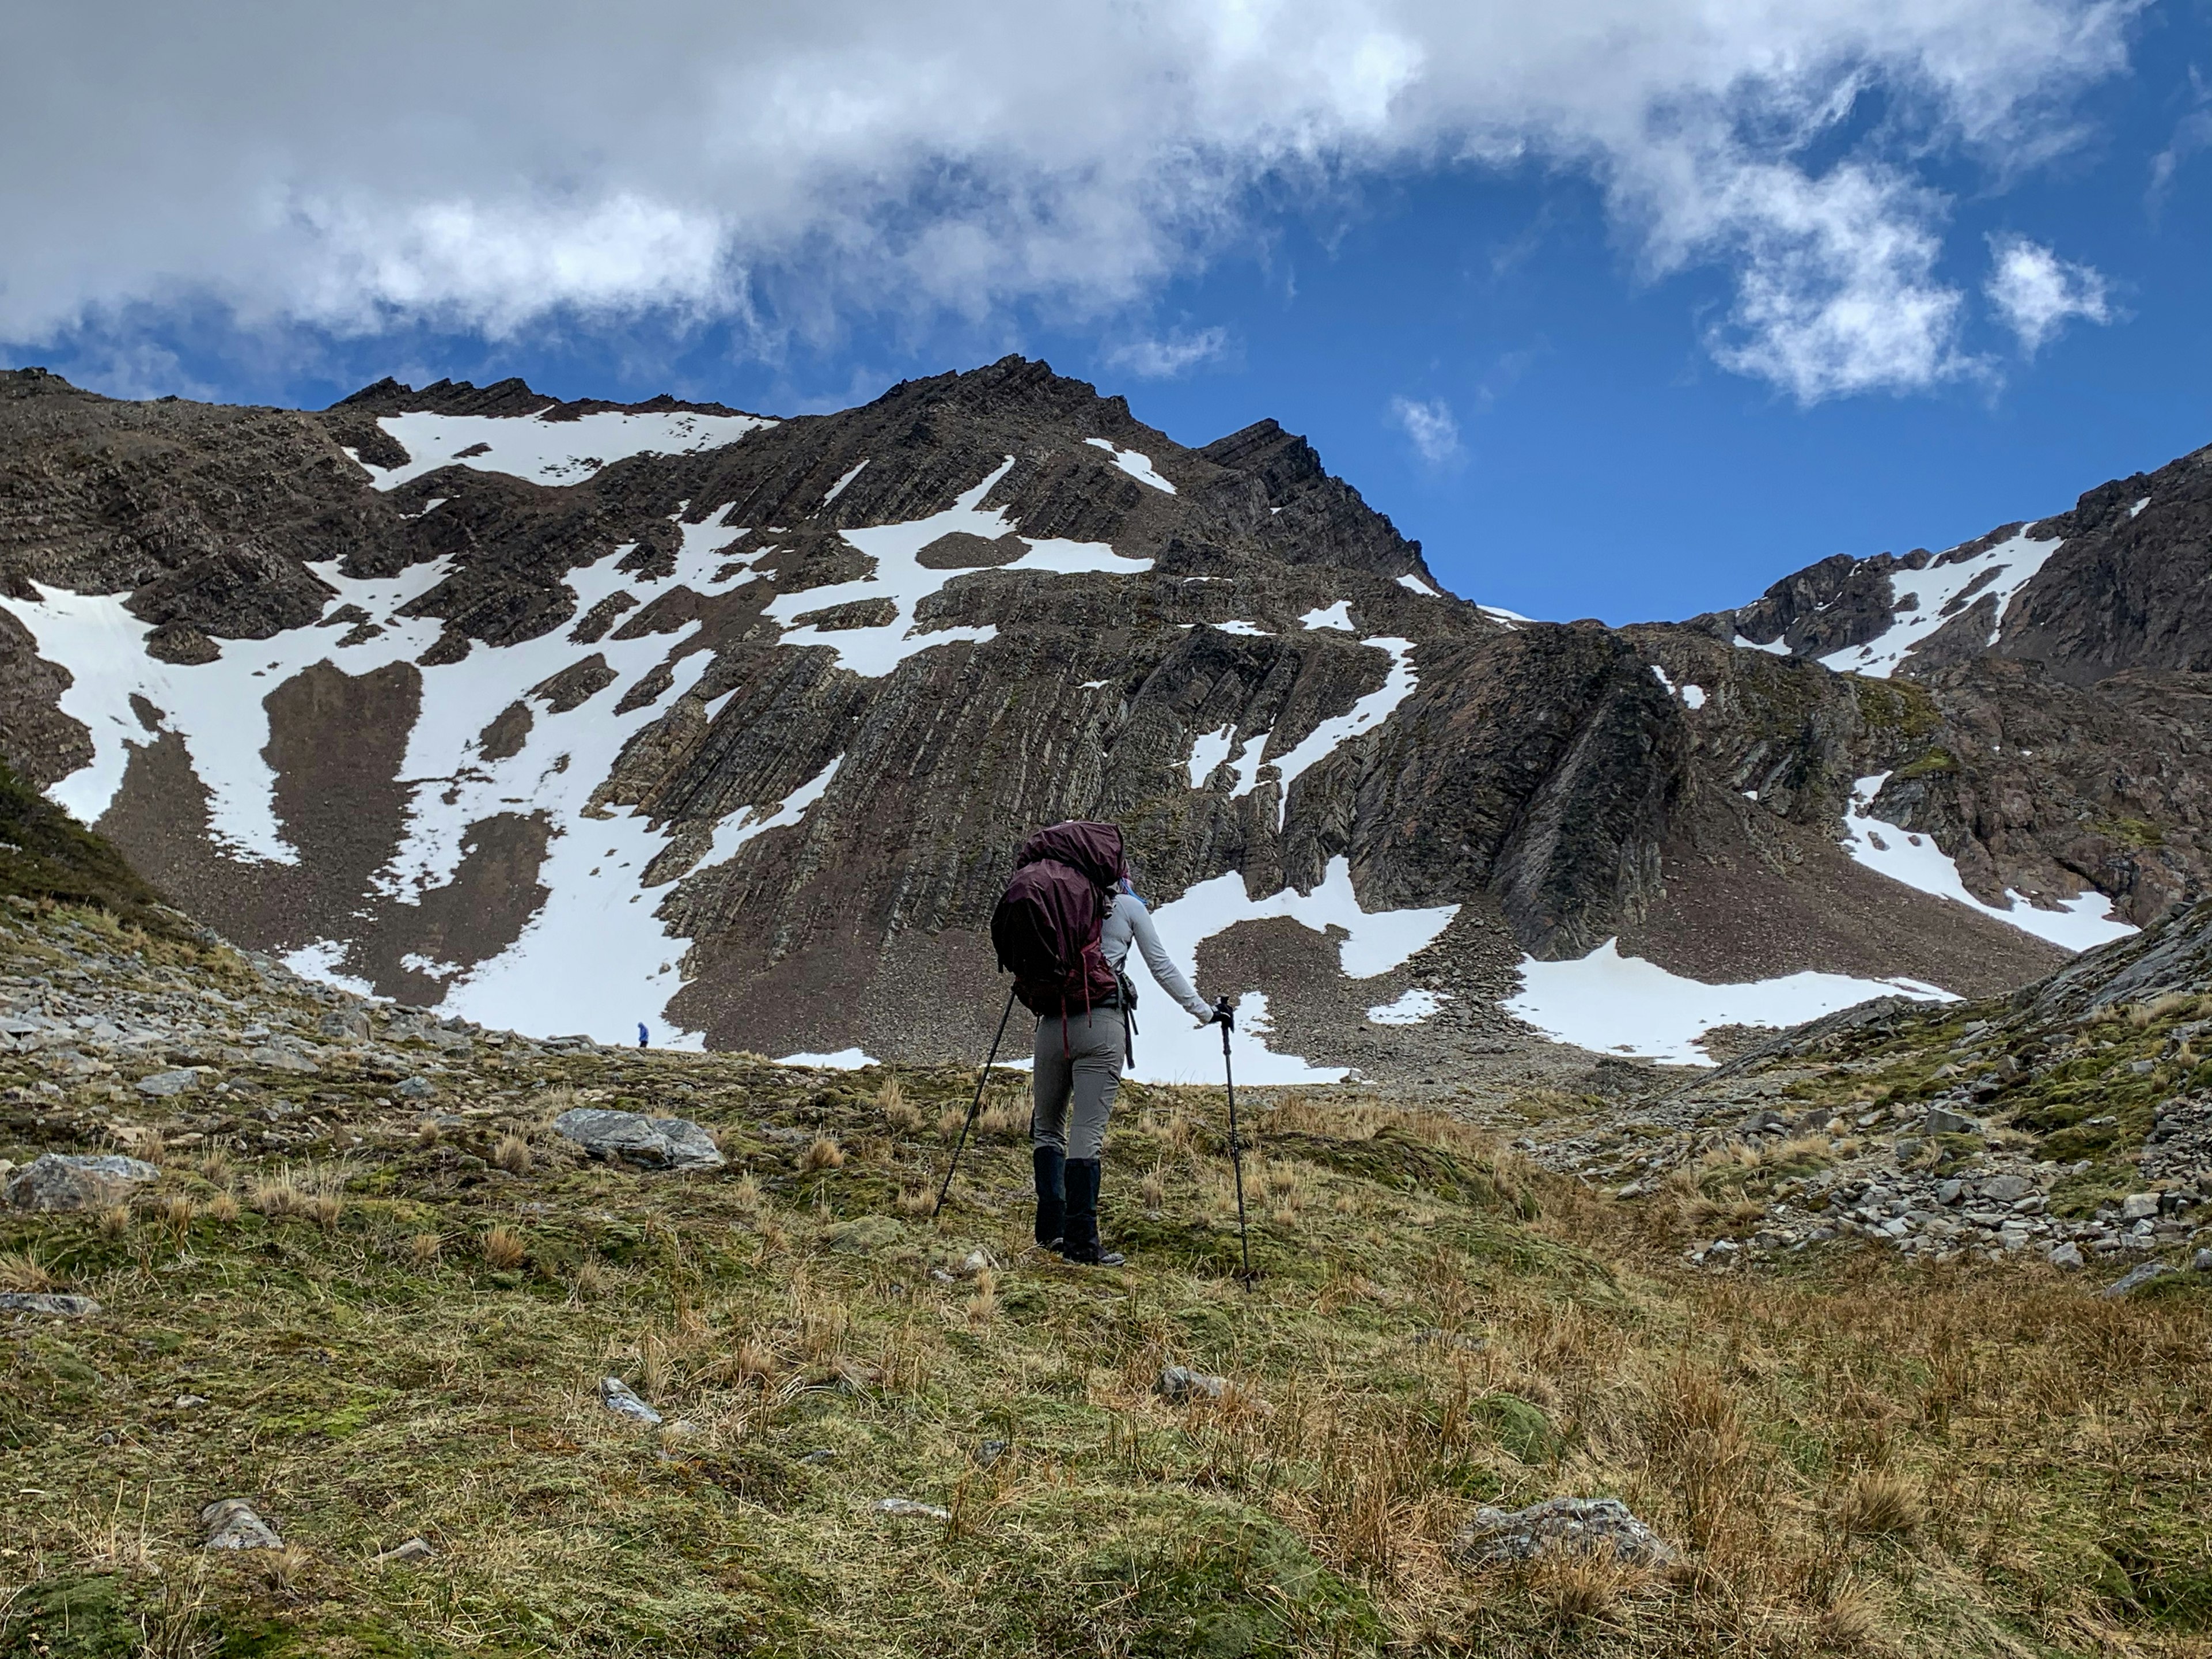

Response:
(1214, 995), (1253, 1288)
(934, 983), (1018, 1218)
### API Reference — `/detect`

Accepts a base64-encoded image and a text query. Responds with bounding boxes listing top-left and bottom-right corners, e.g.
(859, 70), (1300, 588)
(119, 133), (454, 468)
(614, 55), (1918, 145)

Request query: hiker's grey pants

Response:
(1030, 1007), (1124, 1162)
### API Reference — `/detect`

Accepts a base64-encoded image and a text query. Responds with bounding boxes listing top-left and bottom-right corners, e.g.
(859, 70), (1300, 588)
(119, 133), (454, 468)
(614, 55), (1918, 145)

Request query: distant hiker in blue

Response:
(637, 1023), (649, 1048)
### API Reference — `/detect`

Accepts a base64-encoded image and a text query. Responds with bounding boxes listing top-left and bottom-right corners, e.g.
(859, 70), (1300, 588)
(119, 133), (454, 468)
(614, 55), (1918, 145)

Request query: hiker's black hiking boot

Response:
(1032, 1146), (1066, 1249)
(1057, 1158), (1124, 1266)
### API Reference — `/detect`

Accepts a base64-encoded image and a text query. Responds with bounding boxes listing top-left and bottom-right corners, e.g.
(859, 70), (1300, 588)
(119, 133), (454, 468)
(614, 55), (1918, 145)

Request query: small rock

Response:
(872, 1497), (950, 1522)
(1158, 1364), (1228, 1402)
(2192, 1247), (2212, 1273)
(395, 1076), (437, 1100)
(2103, 1262), (2171, 1300)
(554, 1107), (724, 1171)
(2120, 1192), (2161, 1221)
(1452, 1496), (1675, 1566)
(1924, 1107), (1980, 1136)
(4, 1153), (160, 1212)
(247, 1045), (319, 1074)
(972, 1440), (1008, 1467)
(318, 1007), (372, 1043)
(1980, 1174), (2036, 1204)
(135, 1068), (203, 1097)
(821, 1215), (904, 1254)
(202, 1498), (282, 1550)
(0, 1291), (101, 1316)
(374, 1537), (437, 1566)
(599, 1376), (663, 1426)
(1936, 1179), (1964, 1205)
(172, 1394), (209, 1408)
(956, 1249), (995, 1278)
(2047, 1243), (2084, 1270)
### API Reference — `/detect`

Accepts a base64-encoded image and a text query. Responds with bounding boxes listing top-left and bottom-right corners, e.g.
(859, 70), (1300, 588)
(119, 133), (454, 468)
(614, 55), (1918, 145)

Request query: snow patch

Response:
(1506, 938), (1956, 1067)
(1397, 574), (1442, 597)
(821, 460), (868, 505)
(1187, 725), (1237, 789)
(1267, 637), (1417, 825)
(1300, 601), (1354, 632)
(1680, 684), (1707, 710)
(2130, 497), (2150, 518)
(1130, 857), (1459, 1084)
(763, 456), (1152, 678)
(1478, 604), (1531, 629)
(776, 1048), (879, 1070)
(695, 756), (842, 873)
(1819, 528), (2065, 679)
(1650, 664), (1675, 695)
(1367, 988), (1444, 1025)
(1215, 620), (1270, 636)
(1733, 632), (1791, 655)
(1841, 773), (2136, 952)
(282, 941), (378, 1000)
(358, 408), (775, 491)
(1083, 437), (1176, 494)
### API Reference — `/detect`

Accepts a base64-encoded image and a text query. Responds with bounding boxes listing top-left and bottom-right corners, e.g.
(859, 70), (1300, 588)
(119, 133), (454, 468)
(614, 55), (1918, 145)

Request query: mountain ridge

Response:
(0, 357), (2205, 1086)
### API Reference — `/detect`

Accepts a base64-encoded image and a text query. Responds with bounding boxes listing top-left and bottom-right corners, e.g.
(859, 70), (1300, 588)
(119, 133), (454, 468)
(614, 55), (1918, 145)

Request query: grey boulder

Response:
(2103, 1262), (2172, 1300)
(135, 1068), (204, 1097)
(0, 1291), (101, 1316)
(1923, 1107), (1981, 1136)
(599, 1375), (662, 1426)
(5, 1153), (160, 1212)
(1452, 1496), (1676, 1566)
(202, 1498), (282, 1550)
(555, 1108), (724, 1171)
(1158, 1364), (1228, 1402)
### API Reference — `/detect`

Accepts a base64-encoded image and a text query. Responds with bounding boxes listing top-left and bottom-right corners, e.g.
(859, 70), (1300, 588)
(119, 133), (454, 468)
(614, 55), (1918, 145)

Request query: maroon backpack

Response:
(993, 821), (1126, 1017)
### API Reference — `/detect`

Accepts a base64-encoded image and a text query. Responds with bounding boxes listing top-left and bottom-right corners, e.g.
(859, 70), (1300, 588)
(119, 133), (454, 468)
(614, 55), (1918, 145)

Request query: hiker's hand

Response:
(1211, 997), (1235, 1031)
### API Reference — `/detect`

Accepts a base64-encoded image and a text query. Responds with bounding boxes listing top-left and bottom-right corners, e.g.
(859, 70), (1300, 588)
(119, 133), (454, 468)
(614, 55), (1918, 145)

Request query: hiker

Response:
(993, 820), (1219, 1266)
(637, 1022), (648, 1049)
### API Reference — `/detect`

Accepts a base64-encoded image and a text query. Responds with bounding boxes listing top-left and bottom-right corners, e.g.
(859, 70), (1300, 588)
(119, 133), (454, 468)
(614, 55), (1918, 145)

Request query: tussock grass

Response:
(3, 1047), (2206, 1658)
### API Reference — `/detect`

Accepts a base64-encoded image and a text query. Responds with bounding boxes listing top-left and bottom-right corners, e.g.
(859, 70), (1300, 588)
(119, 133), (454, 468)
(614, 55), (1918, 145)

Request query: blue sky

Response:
(5, 1), (2206, 624)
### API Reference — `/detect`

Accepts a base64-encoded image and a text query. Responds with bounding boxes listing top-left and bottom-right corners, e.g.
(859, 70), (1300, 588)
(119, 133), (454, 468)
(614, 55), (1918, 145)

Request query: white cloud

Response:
(1984, 234), (2111, 354)
(1389, 395), (1462, 464)
(0, 2), (2134, 399)
(1105, 327), (1230, 377)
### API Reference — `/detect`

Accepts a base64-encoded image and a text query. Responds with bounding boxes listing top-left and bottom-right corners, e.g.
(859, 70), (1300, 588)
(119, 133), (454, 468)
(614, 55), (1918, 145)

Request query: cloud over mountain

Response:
(0, 0), (2134, 399)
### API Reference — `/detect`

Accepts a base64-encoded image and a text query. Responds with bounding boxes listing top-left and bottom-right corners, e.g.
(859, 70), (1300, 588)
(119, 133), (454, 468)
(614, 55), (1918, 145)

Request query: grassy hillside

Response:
(0, 903), (2206, 1658)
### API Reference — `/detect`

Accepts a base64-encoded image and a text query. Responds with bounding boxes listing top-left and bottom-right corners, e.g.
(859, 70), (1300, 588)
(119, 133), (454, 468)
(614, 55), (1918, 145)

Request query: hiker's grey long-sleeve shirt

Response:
(1100, 891), (1212, 1022)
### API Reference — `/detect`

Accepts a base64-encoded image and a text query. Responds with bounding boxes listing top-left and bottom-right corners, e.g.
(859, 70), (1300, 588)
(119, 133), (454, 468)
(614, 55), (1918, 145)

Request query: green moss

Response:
(2092, 816), (2168, 850)
(0, 759), (185, 940)
(1891, 746), (1959, 781)
(1851, 676), (1942, 739)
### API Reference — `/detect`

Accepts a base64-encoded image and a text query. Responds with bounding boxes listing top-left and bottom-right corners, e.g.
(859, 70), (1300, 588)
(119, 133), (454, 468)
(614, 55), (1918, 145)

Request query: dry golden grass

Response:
(204, 1190), (241, 1224)
(0, 1249), (55, 1291)
(97, 1203), (129, 1240)
(492, 1133), (532, 1176)
(1834, 1469), (1924, 1539)
(481, 1225), (528, 1269)
(565, 1259), (610, 1298)
(406, 1230), (442, 1268)
(800, 1135), (846, 1171)
(876, 1077), (926, 1133)
(157, 1195), (196, 1238)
